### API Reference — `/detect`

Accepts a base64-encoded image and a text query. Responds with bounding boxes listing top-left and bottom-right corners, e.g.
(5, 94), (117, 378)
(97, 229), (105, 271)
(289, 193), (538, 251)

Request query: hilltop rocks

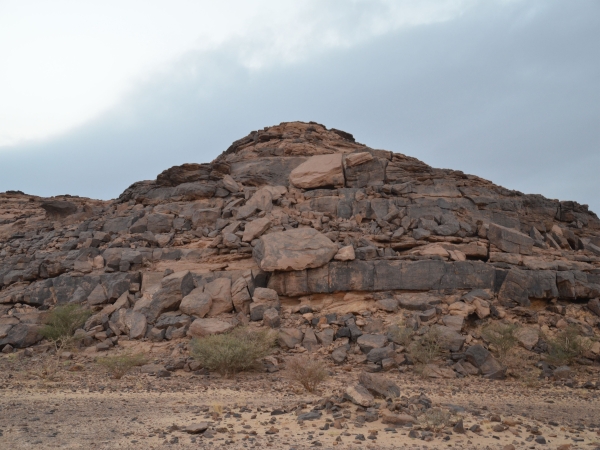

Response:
(289, 154), (344, 189)
(2, 120), (600, 368)
(253, 228), (338, 271)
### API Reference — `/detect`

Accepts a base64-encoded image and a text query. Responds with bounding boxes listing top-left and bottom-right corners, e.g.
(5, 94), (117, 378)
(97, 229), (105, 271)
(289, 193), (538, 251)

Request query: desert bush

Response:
(387, 322), (414, 347)
(286, 356), (328, 393)
(190, 327), (276, 377)
(420, 408), (452, 432)
(409, 328), (442, 365)
(40, 304), (92, 349)
(546, 325), (592, 365)
(97, 353), (147, 379)
(481, 322), (519, 361)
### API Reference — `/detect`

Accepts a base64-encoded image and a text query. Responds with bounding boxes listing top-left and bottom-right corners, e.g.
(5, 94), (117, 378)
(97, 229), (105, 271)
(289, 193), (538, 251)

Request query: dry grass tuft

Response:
(97, 353), (147, 379)
(286, 356), (329, 393)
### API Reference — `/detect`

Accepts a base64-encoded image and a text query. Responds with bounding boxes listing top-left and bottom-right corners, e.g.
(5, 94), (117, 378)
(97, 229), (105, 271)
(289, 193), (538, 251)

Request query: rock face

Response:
(1, 120), (600, 366)
(253, 228), (338, 271)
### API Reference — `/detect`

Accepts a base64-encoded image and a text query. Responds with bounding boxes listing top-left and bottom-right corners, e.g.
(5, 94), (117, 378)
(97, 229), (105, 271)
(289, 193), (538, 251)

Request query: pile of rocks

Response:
(1, 121), (600, 377)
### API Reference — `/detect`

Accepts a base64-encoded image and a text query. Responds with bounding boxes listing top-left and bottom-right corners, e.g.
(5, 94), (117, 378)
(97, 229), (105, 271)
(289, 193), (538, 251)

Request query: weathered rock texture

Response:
(1, 121), (599, 362)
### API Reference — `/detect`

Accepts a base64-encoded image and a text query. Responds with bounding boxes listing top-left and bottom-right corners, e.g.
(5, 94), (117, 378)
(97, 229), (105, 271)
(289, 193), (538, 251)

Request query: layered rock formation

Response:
(1, 122), (600, 373)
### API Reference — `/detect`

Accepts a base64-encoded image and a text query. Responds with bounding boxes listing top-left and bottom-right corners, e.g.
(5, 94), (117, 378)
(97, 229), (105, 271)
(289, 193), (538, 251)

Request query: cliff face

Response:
(1, 121), (600, 354)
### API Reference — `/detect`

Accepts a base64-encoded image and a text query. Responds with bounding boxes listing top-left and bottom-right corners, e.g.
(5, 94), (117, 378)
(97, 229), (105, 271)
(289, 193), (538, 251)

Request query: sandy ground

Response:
(1, 348), (600, 450)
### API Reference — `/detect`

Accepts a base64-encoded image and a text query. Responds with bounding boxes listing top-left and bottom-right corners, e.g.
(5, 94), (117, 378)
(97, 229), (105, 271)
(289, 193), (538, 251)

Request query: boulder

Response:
(381, 413), (417, 425)
(514, 326), (539, 350)
(334, 245), (356, 261)
(187, 318), (234, 337)
(358, 372), (400, 398)
(205, 278), (233, 316)
(431, 325), (466, 352)
(231, 277), (252, 314)
(40, 200), (78, 219)
(179, 288), (212, 318)
(331, 346), (348, 364)
(302, 328), (319, 351)
(357, 334), (388, 353)
(242, 217), (272, 242)
(464, 344), (506, 379)
(344, 384), (375, 407)
(278, 328), (303, 349)
(289, 154), (344, 189)
(263, 308), (281, 328)
(488, 223), (534, 255)
(253, 228), (338, 271)
(125, 311), (147, 339)
(252, 287), (280, 305)
(133, 270), (194, 322)
(0, 323), (42, 349)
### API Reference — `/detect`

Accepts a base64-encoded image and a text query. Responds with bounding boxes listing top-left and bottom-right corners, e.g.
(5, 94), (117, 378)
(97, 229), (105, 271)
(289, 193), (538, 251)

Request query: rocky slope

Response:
(1, 121), (600, 379)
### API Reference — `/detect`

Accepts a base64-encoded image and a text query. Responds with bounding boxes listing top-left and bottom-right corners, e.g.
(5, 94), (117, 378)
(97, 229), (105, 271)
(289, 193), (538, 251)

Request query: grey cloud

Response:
(1, 0), (598, 214)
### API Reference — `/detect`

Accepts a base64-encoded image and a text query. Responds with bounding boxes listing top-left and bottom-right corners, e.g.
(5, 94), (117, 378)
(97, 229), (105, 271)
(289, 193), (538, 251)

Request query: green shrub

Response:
(190, 327), (276, 377)
(97, 353), (147, 379)
(286, 356), (328, 393)
(481, 322), (519, 361)
(409, 328), (442, 365)
(546, 325), (592, 365)
(40, 304), (92, 348)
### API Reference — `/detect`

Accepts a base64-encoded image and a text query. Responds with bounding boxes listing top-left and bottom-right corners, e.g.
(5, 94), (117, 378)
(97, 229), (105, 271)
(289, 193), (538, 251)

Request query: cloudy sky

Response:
(1, 0), (598, 214)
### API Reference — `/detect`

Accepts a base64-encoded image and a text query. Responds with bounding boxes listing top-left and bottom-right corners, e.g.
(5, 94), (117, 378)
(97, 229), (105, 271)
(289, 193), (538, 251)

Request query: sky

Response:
(0, 0), (599, 214)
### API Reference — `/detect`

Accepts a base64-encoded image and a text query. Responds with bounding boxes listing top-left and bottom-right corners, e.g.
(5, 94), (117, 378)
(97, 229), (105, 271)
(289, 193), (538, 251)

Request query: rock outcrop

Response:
(1, 120), (599, 377)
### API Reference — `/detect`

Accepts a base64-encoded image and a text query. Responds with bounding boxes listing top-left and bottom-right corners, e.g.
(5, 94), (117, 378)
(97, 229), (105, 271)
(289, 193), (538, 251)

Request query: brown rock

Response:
(179, 288), (212, 318)
(289, 154), (344, 189)
(381, 413), (416, 425)
(344, 384), (375, 407)
(358, 372), (400, 398)
(253, 228), (338, 271)
(205, 278), (233, 316)
(187, 318), (234, 337)
(334, 245), (356, 261)
(184, 422), (209, 434)
(242, 217), (271, 242)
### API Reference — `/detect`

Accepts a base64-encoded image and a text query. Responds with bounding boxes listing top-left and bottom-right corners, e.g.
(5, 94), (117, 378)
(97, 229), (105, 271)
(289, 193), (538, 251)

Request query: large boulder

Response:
(464, 344), (506, 379)
(133, 271), (194, 323)
(289, 154), (344, 189)
(179, 288), (212, 318)
(0, 323), (42, 349)
(188, 318), (234, 337)
(488, 223), (534, 255)
(253, 228), (338, 272)
(358, 372), (400, 398)
(205, 278), (233, 316)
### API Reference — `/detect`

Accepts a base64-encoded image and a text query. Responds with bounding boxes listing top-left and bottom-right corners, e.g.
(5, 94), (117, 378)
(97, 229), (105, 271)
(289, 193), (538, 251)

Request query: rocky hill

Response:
(2, 120), (600, 377)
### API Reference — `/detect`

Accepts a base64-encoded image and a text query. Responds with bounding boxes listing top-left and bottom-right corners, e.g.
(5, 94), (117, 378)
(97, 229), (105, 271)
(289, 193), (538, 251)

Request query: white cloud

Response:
(0, 0), (478, 148)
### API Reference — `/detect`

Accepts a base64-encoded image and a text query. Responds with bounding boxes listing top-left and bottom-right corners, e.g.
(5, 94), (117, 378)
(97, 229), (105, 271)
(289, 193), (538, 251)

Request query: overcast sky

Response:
(1, 0), (599, 214)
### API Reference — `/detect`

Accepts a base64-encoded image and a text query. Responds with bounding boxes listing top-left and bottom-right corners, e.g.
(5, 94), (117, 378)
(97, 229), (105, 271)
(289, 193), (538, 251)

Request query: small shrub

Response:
(286, 356), (328, 393)
(40, 304), (92, 349)
(420, 408), (452, 432)
(546, 325), (592, 365)
(409, 328), (442, 365)
(97, 353), (147, 379)
(190, 327), (276, 377)
(387, 322), (414, 347)
(481, 322), (519, 361)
